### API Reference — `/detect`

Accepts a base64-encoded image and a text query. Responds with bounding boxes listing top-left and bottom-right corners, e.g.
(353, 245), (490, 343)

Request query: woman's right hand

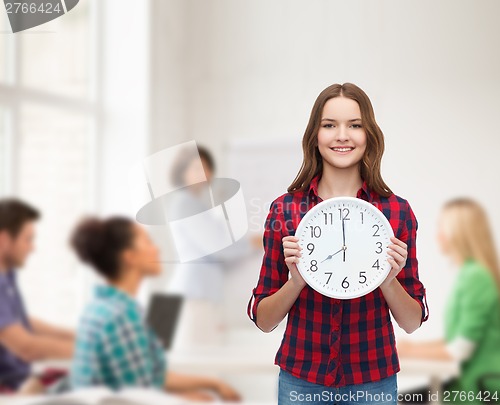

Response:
(282, 236), (307, 289)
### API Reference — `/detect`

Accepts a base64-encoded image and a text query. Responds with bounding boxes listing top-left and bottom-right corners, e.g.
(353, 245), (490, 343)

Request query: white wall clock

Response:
(295, 197), (394, 299)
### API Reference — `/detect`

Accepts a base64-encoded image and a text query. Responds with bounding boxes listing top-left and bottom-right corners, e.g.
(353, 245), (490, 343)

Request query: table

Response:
(29, 338), (460, 404)
(399, 357), (460, 404)
(168, 346), (460, 404)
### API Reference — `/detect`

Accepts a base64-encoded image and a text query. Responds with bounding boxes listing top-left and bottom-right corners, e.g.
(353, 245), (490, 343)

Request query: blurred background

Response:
(1, 0), (500, 402)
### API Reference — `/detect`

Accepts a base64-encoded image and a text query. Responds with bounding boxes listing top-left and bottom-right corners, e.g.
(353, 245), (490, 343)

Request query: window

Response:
(0, 1), (99, 327)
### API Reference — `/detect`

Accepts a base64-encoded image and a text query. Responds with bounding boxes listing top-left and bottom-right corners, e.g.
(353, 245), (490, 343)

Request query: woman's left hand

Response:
(381, 236), (408, 288)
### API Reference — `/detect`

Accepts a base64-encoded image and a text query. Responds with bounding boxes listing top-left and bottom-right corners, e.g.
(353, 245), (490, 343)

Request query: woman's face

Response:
(126, 225), (162, 276)
(317, 97), (367, 171)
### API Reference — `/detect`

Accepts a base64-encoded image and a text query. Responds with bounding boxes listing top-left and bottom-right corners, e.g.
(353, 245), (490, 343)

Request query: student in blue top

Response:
(70, 216), (241, 402)
(0, 198), (74, 394)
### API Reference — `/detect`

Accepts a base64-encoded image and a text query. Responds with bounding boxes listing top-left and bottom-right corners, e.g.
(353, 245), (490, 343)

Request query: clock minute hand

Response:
(342, 217), (346, 246)
(342, 216), (346, 262)
(321, 246), (345, 263)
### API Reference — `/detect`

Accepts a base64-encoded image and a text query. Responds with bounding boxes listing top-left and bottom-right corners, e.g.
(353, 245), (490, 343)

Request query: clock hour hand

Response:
(321, 246), (345, 263)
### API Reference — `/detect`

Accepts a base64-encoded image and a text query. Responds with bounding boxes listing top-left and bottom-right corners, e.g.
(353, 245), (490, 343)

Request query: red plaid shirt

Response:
(247, 173), (428, 387)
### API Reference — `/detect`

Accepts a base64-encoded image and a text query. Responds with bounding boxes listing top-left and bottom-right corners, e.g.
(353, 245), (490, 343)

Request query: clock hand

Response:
(321, 246), (345, 263)
(342, 216), (346, 262)
(342, 217), (346, 246)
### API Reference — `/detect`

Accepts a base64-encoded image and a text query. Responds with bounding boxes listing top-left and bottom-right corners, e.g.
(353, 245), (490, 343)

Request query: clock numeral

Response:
(372, 259), (380, 270)
(307, 243), (315, 255)
(325, 272), (332, 284)
(359, 271), (367, 284)
(342, 277), (349, 289)
(310, 226), (322, 238)
(323, 212), (333, 225)
(360, 211), (364, 224)
(338, 208), (350, 221)
(310, 260), (318, 272)
(375, 241), (383, 254)
(372, 224), (380, 237)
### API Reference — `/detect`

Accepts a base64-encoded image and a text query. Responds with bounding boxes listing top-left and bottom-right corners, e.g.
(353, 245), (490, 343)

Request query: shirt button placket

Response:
(327, 299), (342, 386)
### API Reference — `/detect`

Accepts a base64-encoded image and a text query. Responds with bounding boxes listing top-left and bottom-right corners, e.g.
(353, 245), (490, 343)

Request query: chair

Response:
(477, 373), (500, 400)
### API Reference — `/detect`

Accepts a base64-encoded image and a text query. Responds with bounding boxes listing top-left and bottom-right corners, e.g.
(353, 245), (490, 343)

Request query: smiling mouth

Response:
(330, 147), (355, 153)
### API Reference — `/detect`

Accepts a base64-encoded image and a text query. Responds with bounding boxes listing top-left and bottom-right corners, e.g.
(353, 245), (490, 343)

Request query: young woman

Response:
(70, 217), (241, 402)
(247, 83), (428, 405)
(398, 198), (500, 403)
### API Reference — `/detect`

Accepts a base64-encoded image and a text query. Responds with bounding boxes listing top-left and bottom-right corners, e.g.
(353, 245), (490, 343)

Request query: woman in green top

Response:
(399, 198), (500, 403)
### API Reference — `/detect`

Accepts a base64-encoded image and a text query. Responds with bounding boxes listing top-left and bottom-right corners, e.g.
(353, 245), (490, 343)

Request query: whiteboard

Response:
(223, 137), (303, 328)
(226, 137), (303, 231)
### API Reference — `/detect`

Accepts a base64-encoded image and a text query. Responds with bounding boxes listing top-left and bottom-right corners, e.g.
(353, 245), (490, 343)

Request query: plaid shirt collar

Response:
(308, 173), (372, 201)
(94, 284), (137, 309)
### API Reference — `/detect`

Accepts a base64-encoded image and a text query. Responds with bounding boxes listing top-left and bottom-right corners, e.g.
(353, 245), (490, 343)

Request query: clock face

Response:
(296, 196), (394, 299)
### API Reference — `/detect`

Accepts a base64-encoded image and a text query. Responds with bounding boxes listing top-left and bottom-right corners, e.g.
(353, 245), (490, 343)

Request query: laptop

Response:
(146, 293), (184, 350)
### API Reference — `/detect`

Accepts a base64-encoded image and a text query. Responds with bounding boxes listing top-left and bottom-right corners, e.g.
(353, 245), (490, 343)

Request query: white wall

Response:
(98, 0), (150, 216)
(149, 0), (500, 339)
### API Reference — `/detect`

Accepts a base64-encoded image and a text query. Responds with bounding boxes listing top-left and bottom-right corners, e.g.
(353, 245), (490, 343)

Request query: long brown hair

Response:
(288, 83), (392, 197)
(441, 198), (500, 294)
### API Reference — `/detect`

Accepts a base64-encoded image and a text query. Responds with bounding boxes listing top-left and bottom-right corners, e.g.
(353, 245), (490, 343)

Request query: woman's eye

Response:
(323, 124), (334, 128)
(351, 124), (362, 128)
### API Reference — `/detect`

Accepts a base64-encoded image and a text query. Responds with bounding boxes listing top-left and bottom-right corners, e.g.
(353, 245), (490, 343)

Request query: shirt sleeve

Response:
(454, 267), (498, 343)
(247, 198), (289, 331)
(71, 327), (102, 388)
(100, 314), (163, 388)
(0, 281), (20, 332)
(395, 199), (429, 325)
(0, 301), (17, 332)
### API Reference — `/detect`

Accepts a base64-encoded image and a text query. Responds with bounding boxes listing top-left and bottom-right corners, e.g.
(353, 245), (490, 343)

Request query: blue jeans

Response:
(278, 369), (398, 405)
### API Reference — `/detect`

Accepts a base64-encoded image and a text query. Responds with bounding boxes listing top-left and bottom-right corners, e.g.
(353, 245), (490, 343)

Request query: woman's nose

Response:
(336, 125), (349, 141)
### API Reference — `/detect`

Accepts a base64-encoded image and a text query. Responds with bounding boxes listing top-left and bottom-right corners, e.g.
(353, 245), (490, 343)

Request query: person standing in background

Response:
(398, 198), (500, 404)
(166, 145), (261, 348)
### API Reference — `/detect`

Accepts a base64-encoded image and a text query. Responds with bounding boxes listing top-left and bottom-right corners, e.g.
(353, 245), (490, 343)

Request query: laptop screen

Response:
(146, 293), (184, 350)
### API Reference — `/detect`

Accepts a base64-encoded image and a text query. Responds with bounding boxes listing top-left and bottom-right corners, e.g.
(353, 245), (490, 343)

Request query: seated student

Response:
(399, 198), (500, 403)
(0, 198), (74, 393)
(69, 216), (241, 402)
